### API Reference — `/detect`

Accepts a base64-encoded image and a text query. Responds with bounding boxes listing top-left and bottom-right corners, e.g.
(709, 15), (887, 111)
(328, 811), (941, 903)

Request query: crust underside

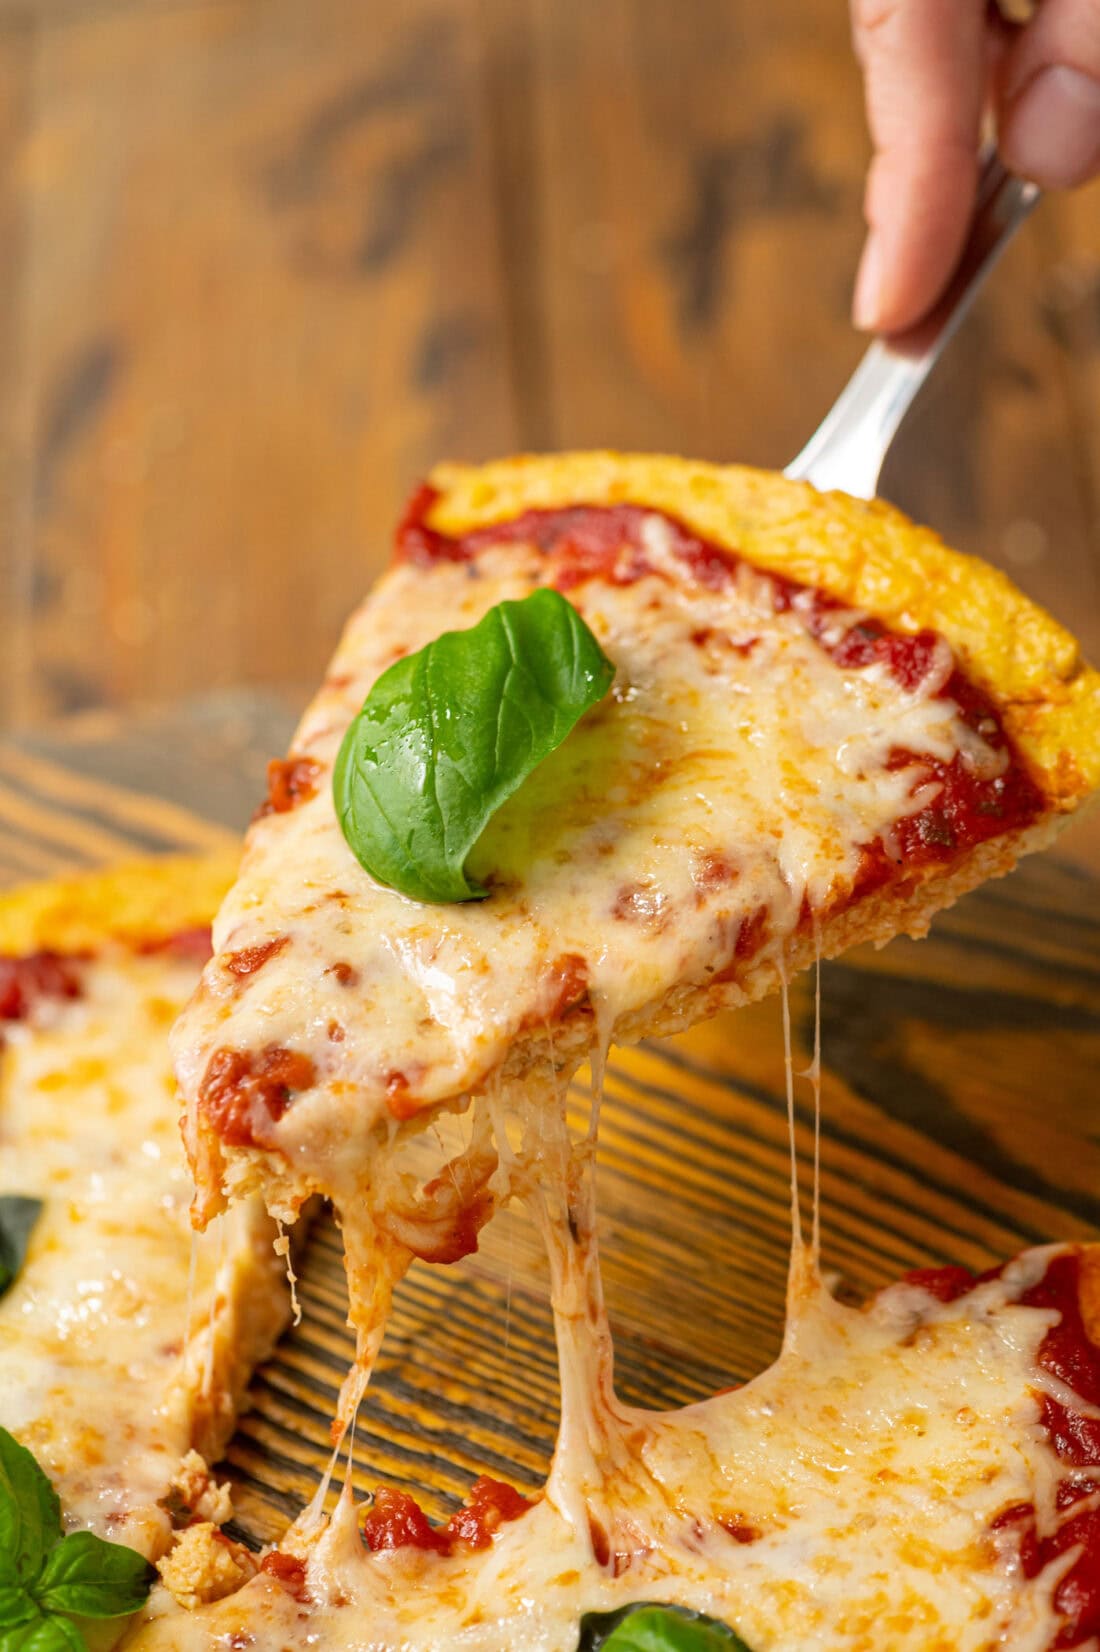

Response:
(429, 453), (1100, 808)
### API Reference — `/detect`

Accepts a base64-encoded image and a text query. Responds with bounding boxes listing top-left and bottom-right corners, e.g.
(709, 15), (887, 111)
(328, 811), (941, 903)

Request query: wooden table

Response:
(3, 0), (1100, 738)
(2, 693), (1098, 1548)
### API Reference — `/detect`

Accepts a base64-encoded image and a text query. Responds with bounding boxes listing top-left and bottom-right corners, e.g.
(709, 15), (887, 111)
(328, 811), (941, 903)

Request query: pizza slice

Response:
(169, 452), (1100, 1417)
(0, 857), (291, 1599)
(123, 1238), (1100, 1651)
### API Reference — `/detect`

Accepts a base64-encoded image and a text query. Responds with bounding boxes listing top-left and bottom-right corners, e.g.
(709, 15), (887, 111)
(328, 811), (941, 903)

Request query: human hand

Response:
(851, 0), (1100, 333)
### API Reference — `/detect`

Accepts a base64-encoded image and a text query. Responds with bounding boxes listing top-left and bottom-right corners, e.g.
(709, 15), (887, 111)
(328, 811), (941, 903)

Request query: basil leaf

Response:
(32, 1532), (155, 1620)
(0, 1430), (62, 1586)
(0, 1590), (37, 1630)
(0, 1198), (43, 1300)
(334, 588), (615, 903)
(0, 1613), (85, 1651)
(578, 1603), (754, 1652)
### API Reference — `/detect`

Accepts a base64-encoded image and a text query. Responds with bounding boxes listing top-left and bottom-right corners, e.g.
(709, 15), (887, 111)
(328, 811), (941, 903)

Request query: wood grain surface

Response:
(2, 0), (1099, 745)
(1, 696), (1097, 1548)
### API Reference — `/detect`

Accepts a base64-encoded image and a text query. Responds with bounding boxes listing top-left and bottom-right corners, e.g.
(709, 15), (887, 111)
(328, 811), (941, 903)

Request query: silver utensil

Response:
(785, 154), (1040, 499)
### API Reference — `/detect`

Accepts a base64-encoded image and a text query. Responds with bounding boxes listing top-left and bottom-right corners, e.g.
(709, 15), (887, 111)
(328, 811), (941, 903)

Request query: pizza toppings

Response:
(197, 1045), (316, 1147)
(0, 950), (83, 1021)
(256, 756), (323, 818)
(259, 1550), (309, 1599)
(334, 588), (615, 903)
(398, 490), (1046, 872)
(0, 1194), (42, 1299)
(360, 1477), (534, 1556)
(223, 937), (289, 978)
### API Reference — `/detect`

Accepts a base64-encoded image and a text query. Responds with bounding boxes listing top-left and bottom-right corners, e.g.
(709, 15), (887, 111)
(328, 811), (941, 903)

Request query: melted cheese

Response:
(0, 949), (281, 1556)
(125, 1046), (1083, 1651)
(174, 528), (1001, 1205)
(125, 1236), (1077, 1652)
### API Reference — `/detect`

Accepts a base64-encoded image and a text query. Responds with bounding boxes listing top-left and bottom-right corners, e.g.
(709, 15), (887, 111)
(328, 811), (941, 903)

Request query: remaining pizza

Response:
(169, 452), (1100, 1421)
(0, 857), (291, 1602)
(124, 1236), (1100, 1651)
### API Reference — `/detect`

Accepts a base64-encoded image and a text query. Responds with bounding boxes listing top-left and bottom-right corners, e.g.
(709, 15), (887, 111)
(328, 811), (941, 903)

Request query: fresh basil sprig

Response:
(0, 1198), (42, 1301)
(578, 1602), (755, 1652)
(0, 1429), (155, 1649)
(334, 588), (615, 903)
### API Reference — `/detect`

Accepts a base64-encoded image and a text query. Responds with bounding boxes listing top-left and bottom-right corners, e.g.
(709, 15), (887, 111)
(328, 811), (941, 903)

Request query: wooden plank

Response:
(12, 0), (516, 725)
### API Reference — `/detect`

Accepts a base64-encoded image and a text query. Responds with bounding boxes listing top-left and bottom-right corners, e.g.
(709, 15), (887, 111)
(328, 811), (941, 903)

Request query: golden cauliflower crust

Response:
(0, 851), (240, 956)
(429, 453), (1100, 809)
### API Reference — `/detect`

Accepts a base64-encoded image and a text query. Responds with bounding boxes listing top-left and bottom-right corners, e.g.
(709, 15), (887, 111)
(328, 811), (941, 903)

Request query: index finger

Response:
(852, 0), (988, 332)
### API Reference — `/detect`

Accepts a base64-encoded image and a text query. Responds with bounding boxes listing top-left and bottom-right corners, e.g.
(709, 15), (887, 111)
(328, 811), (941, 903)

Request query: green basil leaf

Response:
(0, 1430), (62, 1586)
(0, 1198), (43, 1300)
(578, 1603), (755, 1652)
(0, 1612), (85, 1651)
(334, 588), (615, 903)
(0, 1589), (37, 1630)
(32, 1532), (155, 1620)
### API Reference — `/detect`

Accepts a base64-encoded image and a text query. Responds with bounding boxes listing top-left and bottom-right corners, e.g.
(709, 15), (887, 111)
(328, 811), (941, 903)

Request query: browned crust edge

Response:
(428, 453), (1100, 809)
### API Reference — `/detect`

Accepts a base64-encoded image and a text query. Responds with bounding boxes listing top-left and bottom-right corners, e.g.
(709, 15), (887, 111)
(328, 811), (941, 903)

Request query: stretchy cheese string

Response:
(275, 1218), (302, 1328)
(780, 968), (803, 1257)
(184, 1228), (198, 1368)
(806, 922), (823, 1263)
(201, 1215), (228, 1399)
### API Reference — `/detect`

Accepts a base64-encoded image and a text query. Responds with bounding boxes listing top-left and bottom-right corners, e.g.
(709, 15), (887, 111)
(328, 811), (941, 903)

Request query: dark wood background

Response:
(2, 1), (1099, 813)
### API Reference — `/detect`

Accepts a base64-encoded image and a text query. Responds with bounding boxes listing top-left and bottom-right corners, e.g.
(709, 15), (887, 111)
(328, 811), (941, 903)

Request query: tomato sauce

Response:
(0, 951), (83, 1022)
(360, 1477), (533, 1557)
(224, 937), (288, 978)
(255, 755), (323, 819)
(259, 1550), (309, 1600)
(141, 926), (215, 964)
(910, 1250), (1100, 1648)
(396, 490), (1045, 869)
(198, 1045), (317, 1147)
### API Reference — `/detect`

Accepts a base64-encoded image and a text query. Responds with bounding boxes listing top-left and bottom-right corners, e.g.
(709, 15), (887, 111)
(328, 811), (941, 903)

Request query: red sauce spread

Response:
(519, 952), (589, 1030)
(396, 489), (1045, 873)
(0, 952), (83, 1021)
(141, 926), (214, 964)
(912, 1249), (1100, 1649)
(900, 1264), (980, 1304)
(199, 1044), (316, 1147)
(224, 936), (288, 978)
(384, 1068), (422, 1123)
(407, 1173), (494, 1266)
(361, 1478), (532, 1557)
(255, 755), (322, 819)
(259, 1551), (309, 1600)
(1, 927), (214, 1030)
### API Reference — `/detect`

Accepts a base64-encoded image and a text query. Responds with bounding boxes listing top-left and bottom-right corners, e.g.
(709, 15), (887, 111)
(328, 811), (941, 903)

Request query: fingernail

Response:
(1003, 65), (1100, 187)
(853, 232), (883, 330)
